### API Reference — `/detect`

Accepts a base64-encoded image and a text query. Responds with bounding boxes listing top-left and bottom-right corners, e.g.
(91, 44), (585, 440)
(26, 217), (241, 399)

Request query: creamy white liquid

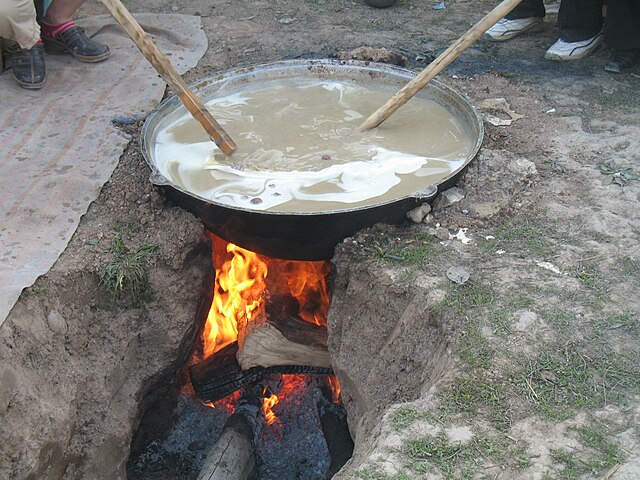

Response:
(153, 79), (474, 212)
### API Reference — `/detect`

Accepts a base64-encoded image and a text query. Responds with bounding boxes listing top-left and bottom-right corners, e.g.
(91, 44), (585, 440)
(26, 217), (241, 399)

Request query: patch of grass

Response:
(438, 280), (495, 314)
(354, 465), (410, 480)
(458, 319), (494, 370)
(390, 405), (431, 431)
(617, 255), (640, 279)
(483, 217), (554, 258)
(24, 284), (46, 296)
(601, 311), (638, 334)
(548, 424), (622, 478)
(573, 263), (606, 294)
(514, 347), (640, 419)
(361, 233), (439, 265)
(403, 431), (530, 479)
(439, 378), (512, 431)
(543, 308), (576, 332)
(102, 234), (158, 306)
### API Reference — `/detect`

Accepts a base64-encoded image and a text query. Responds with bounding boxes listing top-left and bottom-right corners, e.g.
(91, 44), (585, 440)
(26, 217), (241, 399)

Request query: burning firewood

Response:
(189, 342), (333, 404)
(237, 294), (331, 370)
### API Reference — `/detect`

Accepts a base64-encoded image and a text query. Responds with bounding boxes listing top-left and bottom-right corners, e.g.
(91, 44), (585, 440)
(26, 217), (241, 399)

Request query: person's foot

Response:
(482, 17), (544, 42)
(545, 33), (603, 61)
(7, 43), (47, 90)
(604, 49), (639, 73)
(42, 25), (110, 63)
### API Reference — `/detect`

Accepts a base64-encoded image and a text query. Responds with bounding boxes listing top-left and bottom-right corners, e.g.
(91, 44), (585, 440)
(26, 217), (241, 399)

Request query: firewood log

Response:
(196, 386), (262, 480)
(237, 294), (331, 370)
(189, 342), (333, 404)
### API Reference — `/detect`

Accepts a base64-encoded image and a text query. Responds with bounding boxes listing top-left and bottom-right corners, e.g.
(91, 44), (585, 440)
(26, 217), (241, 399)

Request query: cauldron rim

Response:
(141, 59), (484, 217)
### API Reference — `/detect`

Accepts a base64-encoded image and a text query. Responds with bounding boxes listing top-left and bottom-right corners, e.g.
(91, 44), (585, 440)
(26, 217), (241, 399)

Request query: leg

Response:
(545, 0), (605, 61)
(483, 0), (545, 42)
(605, 0), (640, 50)
(0, 0), (46, 89)
(604, 0), (640, 72)
(0, 0), (40, 49)
(42, 0), (87, 25)
(39, 0), (110, 62)
(506, 0), (545, 20)
(557, 0), (604, 42)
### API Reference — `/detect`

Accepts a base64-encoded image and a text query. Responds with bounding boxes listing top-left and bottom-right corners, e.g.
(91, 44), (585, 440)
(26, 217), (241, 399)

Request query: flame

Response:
(327, 375), (341, 404)
(262, 387), (279, 425)
(202, 234), (268, 358)
(191, 233), (334, 413)
(200, 233), (331, 359)
(266, 260), (331, 326)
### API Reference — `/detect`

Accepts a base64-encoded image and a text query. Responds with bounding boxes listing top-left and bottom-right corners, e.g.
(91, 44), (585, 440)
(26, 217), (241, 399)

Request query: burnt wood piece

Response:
(197, 385), (262, 480)
(237, 294), (331, 370)
(189, 342), (333, 404)
(318, 387), (354, 479)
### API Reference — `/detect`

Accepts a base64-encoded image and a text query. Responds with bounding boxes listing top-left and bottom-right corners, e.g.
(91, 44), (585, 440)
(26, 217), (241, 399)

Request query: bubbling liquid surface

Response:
(153, 79), (475, 213)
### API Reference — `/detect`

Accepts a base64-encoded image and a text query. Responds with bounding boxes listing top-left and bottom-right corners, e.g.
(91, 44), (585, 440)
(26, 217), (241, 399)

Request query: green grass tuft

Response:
(102, 234), (158, 306)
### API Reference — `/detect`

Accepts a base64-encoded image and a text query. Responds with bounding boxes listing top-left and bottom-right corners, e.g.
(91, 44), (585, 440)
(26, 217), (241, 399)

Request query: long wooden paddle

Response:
(100, 0), (237, 155)
(356, 0), (524, 132)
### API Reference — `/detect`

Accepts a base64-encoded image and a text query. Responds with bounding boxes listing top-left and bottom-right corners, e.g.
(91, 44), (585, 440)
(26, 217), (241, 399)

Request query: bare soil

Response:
(1, 0), (639, 479)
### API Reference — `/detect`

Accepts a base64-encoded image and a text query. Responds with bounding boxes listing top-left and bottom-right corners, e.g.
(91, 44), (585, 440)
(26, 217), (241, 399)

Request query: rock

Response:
(435, 227), (450, 240)
(336, 47), (407, 66)
(446, 266), (470, 285)
(424, 213), (435, 225)
(507, 158), (538, 176)
(46, 309), (68, 335)
(513, 310), (538, 332)
(406, 204), (432, 223)
(440, 187), (465, 207)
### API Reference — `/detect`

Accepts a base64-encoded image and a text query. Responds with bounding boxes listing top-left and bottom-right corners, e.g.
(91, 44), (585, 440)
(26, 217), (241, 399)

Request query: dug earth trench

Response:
(1, 0), (639, 479)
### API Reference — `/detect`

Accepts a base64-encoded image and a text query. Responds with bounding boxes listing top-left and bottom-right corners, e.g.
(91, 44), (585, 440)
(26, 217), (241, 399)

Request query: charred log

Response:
(189, 342), (333, 404)
(197, 385), (262, 480)
(318, 387), (354, 479)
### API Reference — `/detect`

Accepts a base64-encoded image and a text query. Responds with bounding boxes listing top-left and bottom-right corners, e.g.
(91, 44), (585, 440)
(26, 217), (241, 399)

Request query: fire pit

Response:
(128, 233), (351, 479)
(141, 59), (483, 260)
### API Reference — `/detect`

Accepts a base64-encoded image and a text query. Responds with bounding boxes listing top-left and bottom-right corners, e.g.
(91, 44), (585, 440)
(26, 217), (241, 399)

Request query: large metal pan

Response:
(141, 60), (483, 260)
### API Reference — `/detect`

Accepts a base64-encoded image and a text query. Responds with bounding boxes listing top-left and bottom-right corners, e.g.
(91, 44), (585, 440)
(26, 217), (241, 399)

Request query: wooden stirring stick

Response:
(100, 0), (237, 156)
(356, 0), (524, 132)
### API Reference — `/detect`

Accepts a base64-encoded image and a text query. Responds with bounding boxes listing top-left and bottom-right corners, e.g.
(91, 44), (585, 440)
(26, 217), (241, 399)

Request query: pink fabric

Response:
(41, 20), (75, 37)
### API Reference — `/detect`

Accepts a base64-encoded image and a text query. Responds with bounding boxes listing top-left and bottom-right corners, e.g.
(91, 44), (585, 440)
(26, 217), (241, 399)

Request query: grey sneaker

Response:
(483, 17), (544, 42)
(544, 33), (604, 61)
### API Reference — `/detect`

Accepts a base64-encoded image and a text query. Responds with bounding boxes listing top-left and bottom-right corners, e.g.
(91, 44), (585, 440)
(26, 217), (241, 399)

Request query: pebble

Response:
(406, 204), (432, 223)
(435, 227), (450, 240)
(446, 266), (470, 284)
(46, 310), (68, 335)
(440, 187), (465, 207)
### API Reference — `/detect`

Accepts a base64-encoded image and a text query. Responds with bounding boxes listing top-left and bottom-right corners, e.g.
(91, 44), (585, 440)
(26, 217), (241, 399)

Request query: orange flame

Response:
(200, 233), (331, 360)
(192, 233), (333, 413)
(327, 375), (341, 404)
(262, 387), (279, 425)
(202, 234), (268, 358)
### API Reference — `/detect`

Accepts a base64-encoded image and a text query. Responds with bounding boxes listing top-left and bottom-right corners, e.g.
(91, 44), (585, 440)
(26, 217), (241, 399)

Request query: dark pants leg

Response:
(557, 0), (605, 41)
(506, 0), (545, 20)
(605, 0), (640, 49)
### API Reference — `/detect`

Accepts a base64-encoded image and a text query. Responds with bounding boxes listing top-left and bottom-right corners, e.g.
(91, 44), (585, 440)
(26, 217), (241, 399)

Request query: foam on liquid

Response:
(153, 79), (474, 212)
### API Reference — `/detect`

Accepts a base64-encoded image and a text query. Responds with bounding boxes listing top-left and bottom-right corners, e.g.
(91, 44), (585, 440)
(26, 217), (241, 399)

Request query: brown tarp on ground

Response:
(0, 14), (208, 326)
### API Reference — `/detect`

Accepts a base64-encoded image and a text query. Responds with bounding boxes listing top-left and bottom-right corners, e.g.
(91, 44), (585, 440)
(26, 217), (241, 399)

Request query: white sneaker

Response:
(544, 33), (604, 61)
(482, 17), (544, 42)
